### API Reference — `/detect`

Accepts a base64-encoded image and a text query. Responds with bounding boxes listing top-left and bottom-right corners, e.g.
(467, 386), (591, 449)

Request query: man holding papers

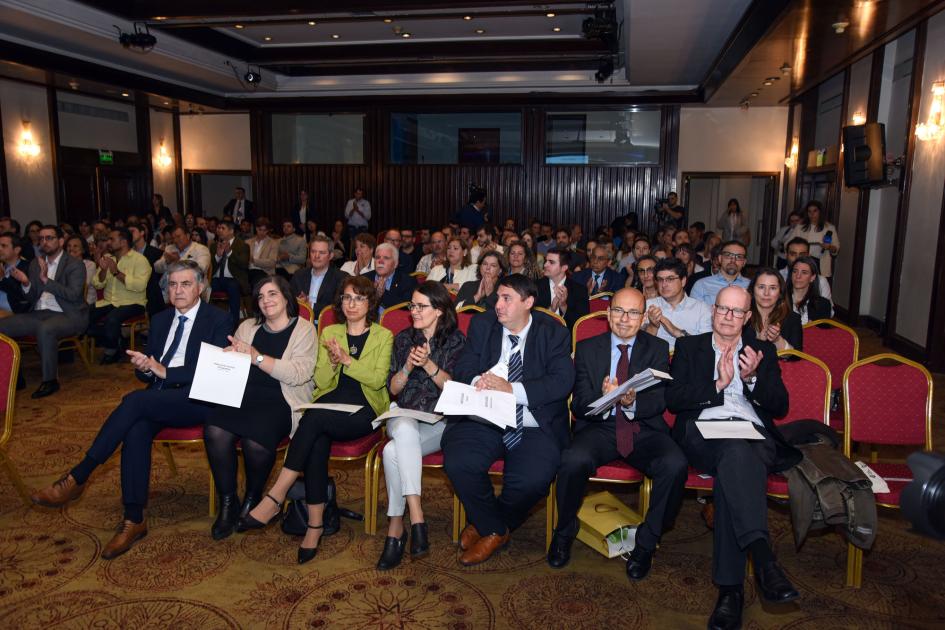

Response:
(666, 286), (801, 630)
(442, 274), (574, 566)
(30, 260), (230, 559)
(549, 288), (686, 580)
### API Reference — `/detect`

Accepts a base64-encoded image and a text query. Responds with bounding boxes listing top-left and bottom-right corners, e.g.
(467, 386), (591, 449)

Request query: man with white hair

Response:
(365, 242), (417, 312)
(666, 286), (801, 630)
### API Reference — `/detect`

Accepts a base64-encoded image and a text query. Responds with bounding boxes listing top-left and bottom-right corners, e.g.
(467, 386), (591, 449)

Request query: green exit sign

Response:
(98, 150), (114, 165)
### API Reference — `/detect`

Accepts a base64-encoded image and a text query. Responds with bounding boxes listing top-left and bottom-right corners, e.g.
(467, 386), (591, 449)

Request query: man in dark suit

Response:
(30, 260), (230, 559)
(211, 220), (249, 327)
(667, 286), (802, 630)
(0, 225), (89, 398)
(290, 235), (348, 322)
(549, 288), (686, 578)
(536, 248), (589, 329)
(222, 186), (255, 224)
(129, 223), (166, 318)
(0, 232), (31, 315)
(443, 274), (575, 566)
(365, 243), (417, 312)
(572, 245), (626, 295)
(291, 189), (312, 237)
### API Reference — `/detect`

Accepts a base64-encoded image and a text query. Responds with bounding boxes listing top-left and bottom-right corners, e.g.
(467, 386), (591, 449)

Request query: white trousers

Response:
(382, 416), (445, 517)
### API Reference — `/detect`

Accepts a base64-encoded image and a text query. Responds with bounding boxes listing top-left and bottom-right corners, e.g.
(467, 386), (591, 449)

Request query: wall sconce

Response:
(155, 139), (172, 168)
(785, 137), (799, 168)
(915, 81), (944, 141)
(17, 121), (41, 159)
(851, 111), (866, 125)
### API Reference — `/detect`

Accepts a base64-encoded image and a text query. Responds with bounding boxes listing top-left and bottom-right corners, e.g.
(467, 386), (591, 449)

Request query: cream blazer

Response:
(232, 316), (317, 437)
(247, 236), (280, 275)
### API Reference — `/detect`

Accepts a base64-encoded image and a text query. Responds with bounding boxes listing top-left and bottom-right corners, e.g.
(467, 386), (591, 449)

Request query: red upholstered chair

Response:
(842, 353), (933, 587)
(153, 425), (217, 516)
(0, 334), (29, 505)
(803, 319), (859, 432)
(317, 305), (338, 333)
(456, 305), (485, 335)
(571, 311), (610, 353)
(410, 272), (427, 284)
(297, 299), (314, 323)
(330, 431), (384, 534)
(588, 291), (614, 313)
(535, 306), (566, 327)
(380, 302), (412, 337)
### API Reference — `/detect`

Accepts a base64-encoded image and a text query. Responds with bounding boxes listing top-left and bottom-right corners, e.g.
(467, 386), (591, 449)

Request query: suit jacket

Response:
(223, 198), (256, 223)
(247, 236), (279, 275)
(213, 238), (250, 294)
(139, 245), (166, 315)
(802, 296), (832, 323)
(535, 276), (589, 329)
(573, 267), (624, 295)
(23, 252), (88, 324)
(666, 331), (801, 472)
(291, 204), (311, 236)
(455, 279), (498, 310)
(0, 259), (32, 314)
(290, 265), (348, 321)
(571, 331), (670, 434)
(365, 269), (418, 309)
(745, 311), (803, 351)
(314, 322), (393, 416)
(450, 309), (575, 448)
(134, 301), (231, 391)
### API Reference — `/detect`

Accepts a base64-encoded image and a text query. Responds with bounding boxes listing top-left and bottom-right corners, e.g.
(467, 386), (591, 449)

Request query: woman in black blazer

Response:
(748, 267), (803, 350)
(455, 251), (507, 309)
(787, 256), (832, 324)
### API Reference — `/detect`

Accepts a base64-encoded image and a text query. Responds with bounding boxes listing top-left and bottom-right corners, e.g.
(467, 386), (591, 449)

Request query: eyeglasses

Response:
(39, 235), (59, 242)
(609, 307), (643, 320)
(714, 305), (748, 318)
(656, 275), (680, 284)
(720, 251), (747, 261)
(407, 303), (432, 312)
(341, 294), (369, 304)
(637, 267), (655, 275)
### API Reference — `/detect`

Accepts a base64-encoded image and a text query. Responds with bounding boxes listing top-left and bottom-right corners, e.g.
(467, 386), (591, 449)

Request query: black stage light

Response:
(902, 451), (945, 539)
(115, 23), (157, 53)
(244, 70), (262, 84)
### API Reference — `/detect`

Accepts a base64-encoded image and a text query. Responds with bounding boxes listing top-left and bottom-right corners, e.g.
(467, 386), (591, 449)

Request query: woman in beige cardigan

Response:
(203, 274), (316, 541)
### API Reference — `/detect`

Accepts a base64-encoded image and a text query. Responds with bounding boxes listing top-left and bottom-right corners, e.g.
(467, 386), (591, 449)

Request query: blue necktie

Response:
(502, 335), (525, 450)
(160, 315), (188, 367)
(593, 273), (602, 293)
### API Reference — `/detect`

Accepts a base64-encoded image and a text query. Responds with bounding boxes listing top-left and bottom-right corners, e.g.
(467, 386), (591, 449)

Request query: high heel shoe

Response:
(376, 529), (408, 571)
(410, 522), (429, 558)
(237, 493), (284, 531)
(235, 492), (260, 533)
(211, 494), (240, 540)
(298, 524), (324, 565)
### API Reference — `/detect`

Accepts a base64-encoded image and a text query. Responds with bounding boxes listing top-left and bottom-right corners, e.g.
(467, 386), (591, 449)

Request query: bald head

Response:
(712, 286), (752, 341)
(717, 286), (751, 309)
(608, 288), (646, 340)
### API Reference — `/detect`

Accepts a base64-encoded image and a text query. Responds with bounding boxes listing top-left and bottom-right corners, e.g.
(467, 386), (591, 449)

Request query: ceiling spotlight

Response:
(163, 101), (170, 105)
(383, 18), (393, 23)
(331, 34), (340, 39)
(552, 27), (561, 32)
(750, 91), (759, 97)
(832, 20), (850, 34)
(463, 15), (472, 20)
(780, 63), (792, 74)
(475, 28), (485, 34)
(401, 32), (411, 38)
(546, 12), (556, 18)
(121, 92), (130, 97)
(307, 21), (316, 26)
(740, 99), (750, 110)
(154, 16), (167, 21)
(244, 70), (261, 84)
(594, 56), (615, 83)
(234, 24), (244, 29)
(263, 36), (272, 41)
(765, 76), (780, 82)
(763, 80), (773, 86)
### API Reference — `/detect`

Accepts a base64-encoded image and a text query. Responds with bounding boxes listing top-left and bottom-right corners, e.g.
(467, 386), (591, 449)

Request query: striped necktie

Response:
(502, 335), (525, 450)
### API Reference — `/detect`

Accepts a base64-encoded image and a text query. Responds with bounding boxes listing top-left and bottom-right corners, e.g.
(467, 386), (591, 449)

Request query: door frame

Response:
(184, 169), (253, 216)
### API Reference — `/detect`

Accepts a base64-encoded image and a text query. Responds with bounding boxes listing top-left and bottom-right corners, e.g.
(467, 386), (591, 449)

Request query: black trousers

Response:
(555, 421), (687, 551)
(85, 388), (214, 510)
(88, 303), (145, 351)
(680, 421), (777, 586)
(210, 277), (241, 327)
(283, 407), (375, 504)
(442, 420), (560, 536)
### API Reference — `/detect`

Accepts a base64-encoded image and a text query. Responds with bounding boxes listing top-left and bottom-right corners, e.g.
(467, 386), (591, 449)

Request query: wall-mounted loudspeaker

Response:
(842, 122), (886, 188)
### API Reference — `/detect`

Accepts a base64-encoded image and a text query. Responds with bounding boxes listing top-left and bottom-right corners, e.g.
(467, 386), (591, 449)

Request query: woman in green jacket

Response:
(241, 275), (393, 564)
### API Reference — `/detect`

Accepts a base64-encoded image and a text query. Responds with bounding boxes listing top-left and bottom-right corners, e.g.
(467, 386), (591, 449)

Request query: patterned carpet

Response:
(1, 328), (944, 629)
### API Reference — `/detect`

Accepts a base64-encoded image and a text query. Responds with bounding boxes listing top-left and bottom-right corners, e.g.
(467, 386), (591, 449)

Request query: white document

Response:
(189, 342), (251, 408)
(372, 404), (443, 430)
(295, 403), (363, 414)
(853, 461), (891, 494)
(695, 420), (765, 440)
(586, 368), (672, 416)
(434, 380), (517, 429)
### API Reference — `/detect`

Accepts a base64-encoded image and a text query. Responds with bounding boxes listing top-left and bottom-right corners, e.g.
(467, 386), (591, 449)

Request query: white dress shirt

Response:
(698, 335), (763, 427)
(161, 301), (201, 368)
(472, 315), (537, 427)
(36, 251), (65, 313)
(645, 295), (713, 350)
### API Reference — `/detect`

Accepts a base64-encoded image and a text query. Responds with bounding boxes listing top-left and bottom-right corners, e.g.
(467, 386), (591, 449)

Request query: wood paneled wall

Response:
(251, 105), (679, 235)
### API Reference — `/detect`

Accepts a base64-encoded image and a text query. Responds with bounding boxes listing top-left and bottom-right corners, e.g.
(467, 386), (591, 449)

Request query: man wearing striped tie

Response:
(443, 274), (574, 566)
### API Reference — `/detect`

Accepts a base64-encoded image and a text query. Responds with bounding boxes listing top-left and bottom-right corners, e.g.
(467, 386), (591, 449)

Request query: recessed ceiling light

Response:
(234, 24), (244, 29)
(780, 63), (792, 74)
(765, 76), (780, 82)
(552, 26), (561, 32)
(308, 21), (316, 26)
(546, 12), (556, 18)
(475, 28), (485, 34)
(331, 34), (340, 39)
(121, 92), (129, 97)
(264, 36), (272, 41)
(763, 80), (773, 86)
(383, 18), (393, 23)
(463, 15), (473, 20)
(401, 32), (411, 38)
(163, 101), (170, 105)
(154, 16), (167, 21)
(750, 92), (759, 97)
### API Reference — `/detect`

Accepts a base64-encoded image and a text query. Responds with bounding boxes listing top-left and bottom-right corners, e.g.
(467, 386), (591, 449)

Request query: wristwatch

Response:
(255, 354), (265, 365)
(744, 374), (757, 385)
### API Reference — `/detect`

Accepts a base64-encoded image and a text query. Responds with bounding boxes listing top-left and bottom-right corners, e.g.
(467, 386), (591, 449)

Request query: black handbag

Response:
(281, 476), (343, 536)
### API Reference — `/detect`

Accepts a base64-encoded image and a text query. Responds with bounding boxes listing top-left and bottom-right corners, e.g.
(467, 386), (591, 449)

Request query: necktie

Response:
(502, 335), (525, 450)
(615, 343), (640, 458)
(217, 253), (227, 278)
(160, 315), (188, 367)
(593, 273), (602, 293)
(235, 201), (243, 222)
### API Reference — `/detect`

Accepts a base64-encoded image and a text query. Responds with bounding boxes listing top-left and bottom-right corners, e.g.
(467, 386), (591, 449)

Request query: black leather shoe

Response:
(707, 588), (743, 630)
(409, 522), (429, 558)
(211, 494), (240, 540)
(376, 529), (408, 570)
(625, 545), (654, 581)
(31, 380), (60, 399)
(298, 524), (324, 565)
(546, 531), (574, 569)
(238, 494), (283, 531)
(755, 560), (799, 603)
(235, 493), (260, 532)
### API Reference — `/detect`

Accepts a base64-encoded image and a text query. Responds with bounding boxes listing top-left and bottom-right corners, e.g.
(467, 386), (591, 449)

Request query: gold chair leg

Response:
(546, 480), (556, 550)
(363, 445), (379, 535)
(74, 339), (92, 371)
(161, 443), (178, 476)
(846, 542), (863, 588)
(640, 478), (652, 517)
(370, 454), (383, 535)
(0, 449), (32, 507)
(451, 493), (461, 543)
(208, 469), (217, 517)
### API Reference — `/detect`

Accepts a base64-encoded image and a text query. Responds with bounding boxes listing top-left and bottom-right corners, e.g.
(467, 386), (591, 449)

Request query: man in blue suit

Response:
(572, 244), (627, 295)
(443, 273), (574, 566)
(30, 260), (230, 559)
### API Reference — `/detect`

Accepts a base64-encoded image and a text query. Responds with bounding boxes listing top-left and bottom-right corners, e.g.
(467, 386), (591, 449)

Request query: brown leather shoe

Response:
(31, 474), (85, 507)
(459, 524), (481, 551)
(101, 520), (148, 559)
(460, 532), (510, 566)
